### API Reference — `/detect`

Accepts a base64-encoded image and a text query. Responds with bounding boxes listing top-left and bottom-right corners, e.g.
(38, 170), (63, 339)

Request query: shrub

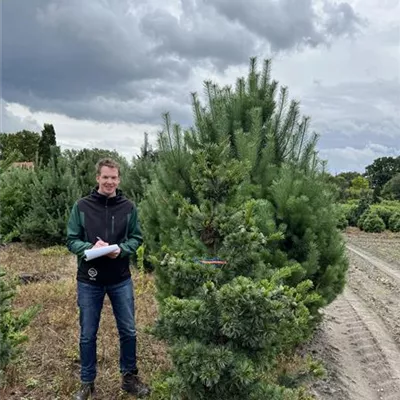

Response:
(371, 204), (395, 227)
(154, 275), (318, 400)
(39, 245), (70, 256)
(18, 151), (80, 245)
(382, 173), (400, 200)
(362, 212), (386, 233)
(388, 212), (400, 232)
(352, 193), (372, 226)
(0, 167), (34, 242)
(357, 210), (369, 230)
(0, 269), (40, 384)
(336, 204), (351, 229)
(337, 213), (348, 230)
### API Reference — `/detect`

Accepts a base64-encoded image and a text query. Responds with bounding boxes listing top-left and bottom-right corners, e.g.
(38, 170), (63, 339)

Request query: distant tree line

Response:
(324, 156), (400, 203)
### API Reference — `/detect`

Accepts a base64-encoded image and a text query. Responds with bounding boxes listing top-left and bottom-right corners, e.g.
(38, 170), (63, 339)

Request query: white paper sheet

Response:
(84, 244), (119, 261)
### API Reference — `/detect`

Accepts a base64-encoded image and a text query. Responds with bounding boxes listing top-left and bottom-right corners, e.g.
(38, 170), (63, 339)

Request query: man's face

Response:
(96, 166), (120, 197)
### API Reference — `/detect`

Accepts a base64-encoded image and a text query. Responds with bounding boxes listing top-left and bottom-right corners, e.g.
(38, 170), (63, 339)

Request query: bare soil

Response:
(309, 229), (400, 400)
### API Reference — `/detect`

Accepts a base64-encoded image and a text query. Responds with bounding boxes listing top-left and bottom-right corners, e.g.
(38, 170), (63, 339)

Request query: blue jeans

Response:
(77, 278), (137, 383)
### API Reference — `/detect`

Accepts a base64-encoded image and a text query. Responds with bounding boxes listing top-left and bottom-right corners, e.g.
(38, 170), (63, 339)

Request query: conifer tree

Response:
(0, 130), (41, 162)
(65, 148), (128, 196)
(38, 123), (57, 166)
(138, 58), (347, 398)
(18, 148), (80, 245)
(122, 132), (158, 203)
(140, 58), (347, 307)
(151, 140), (319, 399)
(0, 166), (34, 242)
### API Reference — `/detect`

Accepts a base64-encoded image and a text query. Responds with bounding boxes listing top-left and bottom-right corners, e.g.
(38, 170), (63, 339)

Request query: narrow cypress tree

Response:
(38, 123), (57, 166)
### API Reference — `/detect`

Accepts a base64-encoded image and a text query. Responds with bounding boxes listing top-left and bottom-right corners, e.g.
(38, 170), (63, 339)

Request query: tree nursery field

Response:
(1, 229), (400, 400)
(1, 58), (400, 400)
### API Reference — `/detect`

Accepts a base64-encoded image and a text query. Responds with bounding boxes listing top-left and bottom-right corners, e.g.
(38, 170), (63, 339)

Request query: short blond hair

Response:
(96, 158), (120, 176)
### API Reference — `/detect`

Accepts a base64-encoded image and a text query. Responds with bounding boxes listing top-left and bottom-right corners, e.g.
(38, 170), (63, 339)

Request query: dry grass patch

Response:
(0, 244), (170, 399)
(0, 243), (75, 283)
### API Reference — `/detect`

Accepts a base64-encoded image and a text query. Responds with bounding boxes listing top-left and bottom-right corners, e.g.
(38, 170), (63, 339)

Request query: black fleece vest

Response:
(76, 190), (134, 285)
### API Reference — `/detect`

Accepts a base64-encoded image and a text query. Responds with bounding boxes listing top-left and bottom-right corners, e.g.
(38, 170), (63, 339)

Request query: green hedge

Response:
(338, 200), (400, 233)
(362, 211), (385, 233)
(388, 212), (400, 232)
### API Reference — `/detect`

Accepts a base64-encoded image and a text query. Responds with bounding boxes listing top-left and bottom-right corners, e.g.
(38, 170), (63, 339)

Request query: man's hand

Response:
(107, 246), (121, 259)
(93, 239), (109, 249)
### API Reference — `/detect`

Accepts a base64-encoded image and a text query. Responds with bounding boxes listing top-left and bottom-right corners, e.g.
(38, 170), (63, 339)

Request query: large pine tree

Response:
(138, 59), (348, 398)
(140, 58), (347, 306)
(150, 138), (319, 399)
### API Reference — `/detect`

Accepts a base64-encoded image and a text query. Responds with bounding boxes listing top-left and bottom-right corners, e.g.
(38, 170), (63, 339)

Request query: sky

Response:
(1, 0), (399, 173)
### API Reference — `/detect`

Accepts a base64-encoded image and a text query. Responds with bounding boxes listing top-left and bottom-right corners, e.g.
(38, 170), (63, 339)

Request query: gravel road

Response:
(309, 230), (400, 400)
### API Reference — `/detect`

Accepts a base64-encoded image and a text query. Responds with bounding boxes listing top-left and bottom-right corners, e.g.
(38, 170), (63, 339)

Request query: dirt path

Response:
(346, 243), (400, 283)
(310, 236), (400, 400)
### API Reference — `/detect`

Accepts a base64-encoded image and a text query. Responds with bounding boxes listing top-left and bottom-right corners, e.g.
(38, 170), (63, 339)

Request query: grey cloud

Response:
(4, 88), (193, 126)
(323, 2), (364, 37)
(2, 0), (364, 126)
(2, 0), (190, 114)
(206, 0), (361, 51)
(304, 80), (400, 150)
(315, 118), (400, 149)
(140, 6), (257, 66)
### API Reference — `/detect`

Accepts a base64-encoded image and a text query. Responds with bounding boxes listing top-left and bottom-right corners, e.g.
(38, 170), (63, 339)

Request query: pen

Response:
(96, 236), (104, 241)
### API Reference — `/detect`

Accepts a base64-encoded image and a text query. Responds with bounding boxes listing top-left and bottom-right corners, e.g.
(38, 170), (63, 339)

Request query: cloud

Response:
(322, 1), (364, 37)
(140, 5), (257, 67)
(8, 91), (193, 126)
(206, 0), (362, 51)
(304, 79), (400, 150)
(2, 0), (361, 124)
(2, 0), (398, 173)
(319, 143), (400, 173)
(2, 0), (190, 116)
(0, 101), (42, 133)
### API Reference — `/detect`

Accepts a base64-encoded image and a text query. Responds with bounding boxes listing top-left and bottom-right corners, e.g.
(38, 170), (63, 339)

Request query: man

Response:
(67, 158), (150, 399)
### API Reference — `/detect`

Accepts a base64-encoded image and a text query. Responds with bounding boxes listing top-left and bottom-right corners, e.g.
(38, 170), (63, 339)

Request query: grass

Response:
(0, 243), (170, 400)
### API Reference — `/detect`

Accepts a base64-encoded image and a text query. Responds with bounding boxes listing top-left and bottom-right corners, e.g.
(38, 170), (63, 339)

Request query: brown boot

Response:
(73, 382), (95, 400)
(121, 372), (150, 397)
